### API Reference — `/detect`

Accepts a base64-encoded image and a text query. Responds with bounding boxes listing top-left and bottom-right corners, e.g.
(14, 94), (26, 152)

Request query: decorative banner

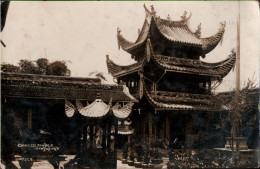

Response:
(139, 73), (144, 99)
(146, 38), (151, 62)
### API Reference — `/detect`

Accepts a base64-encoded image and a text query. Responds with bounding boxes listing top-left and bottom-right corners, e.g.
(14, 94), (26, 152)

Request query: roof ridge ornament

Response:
(143, 3), (150, 18)
(231, 48), (236, 56)
(194, 23), (202, 38)
(181, 11), (192, 23)
(117, 27), (121, 50)
(150, 5), (156, 16)
(181, 11), (187, 20)
(219, 21), (226, 30)
(117, 27), (121, 35)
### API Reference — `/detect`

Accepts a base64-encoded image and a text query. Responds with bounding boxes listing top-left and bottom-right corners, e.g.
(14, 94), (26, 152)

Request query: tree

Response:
(19, 60), (38, 74)
(217, 79), (257, 138)
(46, 61), (70, 76)
(1, 58), (71, 76)
(36, 58), (49, 75)
(1, 63), (20, 73)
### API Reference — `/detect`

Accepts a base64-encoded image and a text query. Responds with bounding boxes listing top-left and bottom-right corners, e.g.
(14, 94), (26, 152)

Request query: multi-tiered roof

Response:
(107, 5), (236, 111)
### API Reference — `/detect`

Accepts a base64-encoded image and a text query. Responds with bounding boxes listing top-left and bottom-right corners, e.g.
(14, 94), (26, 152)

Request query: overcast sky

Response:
(1, 1), (259, 92)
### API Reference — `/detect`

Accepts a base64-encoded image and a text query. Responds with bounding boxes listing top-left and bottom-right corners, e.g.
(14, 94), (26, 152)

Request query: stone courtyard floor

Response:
(4, 155), (169, 169)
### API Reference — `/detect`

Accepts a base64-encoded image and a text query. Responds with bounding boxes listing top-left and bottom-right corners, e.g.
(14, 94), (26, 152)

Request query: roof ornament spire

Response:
(181, 11), (187, 20)
(181, 11), (192, 22)
(219, 21), (226, 30)
(219, 21), (226, 45)
(194, 23), (202, 38)
(117, 27), (121, 50)
(143, 4), (150, 18)
(96, 92), (101, 99)
(117, 27), (121, 35)
(150, 5), (156, 16)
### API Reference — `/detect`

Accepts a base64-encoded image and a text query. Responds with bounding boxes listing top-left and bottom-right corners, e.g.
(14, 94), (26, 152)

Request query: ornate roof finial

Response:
(150, 5), (156, 16)
(231, 48), (236, 55)
(194, 23), (201, 38)
(219, 21), (226, 30)
(143, 4), (149, 18)
(106, 55), (109, 60)
(96, 92), (101, 99)
(181, 11), (187, 20)
(117, 27), (121, 35)
(167, 14), (171, 20)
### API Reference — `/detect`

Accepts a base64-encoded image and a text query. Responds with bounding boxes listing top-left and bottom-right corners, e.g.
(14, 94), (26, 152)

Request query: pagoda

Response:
(107, 5), (236, 148)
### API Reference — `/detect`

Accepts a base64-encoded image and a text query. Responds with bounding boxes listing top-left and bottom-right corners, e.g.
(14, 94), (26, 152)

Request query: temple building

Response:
(1, 72), (137, 168)
(107, 5), (236, 148)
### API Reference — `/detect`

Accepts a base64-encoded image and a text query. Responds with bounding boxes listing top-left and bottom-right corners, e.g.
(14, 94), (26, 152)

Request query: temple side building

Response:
(107, 5), (236, 148)
(1, 72), (137, 168)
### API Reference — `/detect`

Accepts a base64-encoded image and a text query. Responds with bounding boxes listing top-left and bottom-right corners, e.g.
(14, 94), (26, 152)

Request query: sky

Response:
(1, 1), (259, 92)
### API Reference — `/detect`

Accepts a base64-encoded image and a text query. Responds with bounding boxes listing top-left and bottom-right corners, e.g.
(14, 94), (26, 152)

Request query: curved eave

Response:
(152, 52), (236, 79)
(143, 85), (219, 111)
(65, 100), (76, 118)
(201, 22), (226, 55)
(106, 57), (143, 78)
(112, 102), (134, 119)
(117, 19), (150, 54)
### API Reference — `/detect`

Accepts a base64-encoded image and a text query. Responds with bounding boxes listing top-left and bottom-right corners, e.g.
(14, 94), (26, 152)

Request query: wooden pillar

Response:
(208, 81), (211, 93)
(185, 116), (192, 148)
(102, 125), (107, 150)
(27, 109), (32, 130)
(143, 117), (146, 141)
(166, 115), (170, 142)
(160, 118), (164, 140)
(114, 119), (118, 153)
(149, 112), (152, 142)
(107, 124), (112, 152)
(94, 125), (98, 147)
(82, 123), (87, 150)
(90, 125), (94, 148)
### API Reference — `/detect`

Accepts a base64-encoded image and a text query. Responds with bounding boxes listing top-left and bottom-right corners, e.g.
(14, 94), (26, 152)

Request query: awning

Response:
(112, 102), (134, 119)
(118, 130), (134, 135)
(65, 99), (134, 119)
(76, 99), (110, 118)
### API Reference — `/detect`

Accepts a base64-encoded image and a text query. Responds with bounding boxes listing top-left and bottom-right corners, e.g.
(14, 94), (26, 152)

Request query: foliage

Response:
(36, 58), (49, 75)
(46, 61), (70, 76)
(1, 63), (20, 73)
(19, 60), (38, 74)
(1, 58), (71, 76)
(215, 79), (257, 137)
(168, 149), (258, 168)
(122, 143), (129, 159)
(135, 143), (145, 158)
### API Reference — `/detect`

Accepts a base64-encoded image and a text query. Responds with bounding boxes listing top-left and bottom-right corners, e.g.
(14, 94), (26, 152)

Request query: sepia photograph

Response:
(1, 1), (259, 168)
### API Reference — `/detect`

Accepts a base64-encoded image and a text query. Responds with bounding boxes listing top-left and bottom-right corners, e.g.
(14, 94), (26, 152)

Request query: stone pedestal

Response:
(224, 137), (248, 150)
(214, 137), (258, 166)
